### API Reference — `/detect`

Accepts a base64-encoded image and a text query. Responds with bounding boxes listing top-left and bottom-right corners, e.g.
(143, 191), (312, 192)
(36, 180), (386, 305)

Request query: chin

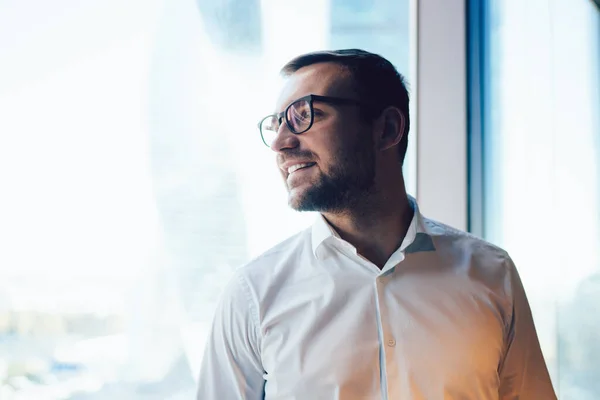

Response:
(286, 187), (319, 212)
(287, 190), (308, 211)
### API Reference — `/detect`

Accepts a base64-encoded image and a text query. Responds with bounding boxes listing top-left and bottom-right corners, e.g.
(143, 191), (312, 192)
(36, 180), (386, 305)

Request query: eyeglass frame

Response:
(257, 94), (374, 147)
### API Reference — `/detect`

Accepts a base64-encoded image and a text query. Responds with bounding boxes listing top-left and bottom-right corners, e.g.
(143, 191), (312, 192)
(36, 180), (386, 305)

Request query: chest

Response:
(259, 270), (507, 399)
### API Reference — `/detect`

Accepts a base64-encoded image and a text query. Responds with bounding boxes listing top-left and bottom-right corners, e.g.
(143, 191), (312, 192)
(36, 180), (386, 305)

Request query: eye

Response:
(312, 108), (324, 117)
(289, 104), (311, 122)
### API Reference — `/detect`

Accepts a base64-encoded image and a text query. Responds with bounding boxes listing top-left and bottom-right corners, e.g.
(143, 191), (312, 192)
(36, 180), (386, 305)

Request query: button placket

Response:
(376, 275), (398, 398)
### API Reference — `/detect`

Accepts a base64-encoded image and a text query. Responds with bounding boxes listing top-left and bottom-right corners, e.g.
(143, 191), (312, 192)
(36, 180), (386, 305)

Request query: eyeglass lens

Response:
(260, 99), (312, 147)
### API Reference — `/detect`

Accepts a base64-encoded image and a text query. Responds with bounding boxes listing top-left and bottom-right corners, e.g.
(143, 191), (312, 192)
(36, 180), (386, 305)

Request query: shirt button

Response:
(387, 338), (396, 347)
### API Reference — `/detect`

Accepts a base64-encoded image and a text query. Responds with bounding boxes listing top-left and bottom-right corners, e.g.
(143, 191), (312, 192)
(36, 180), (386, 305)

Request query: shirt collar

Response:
(311, 195), (435, 259)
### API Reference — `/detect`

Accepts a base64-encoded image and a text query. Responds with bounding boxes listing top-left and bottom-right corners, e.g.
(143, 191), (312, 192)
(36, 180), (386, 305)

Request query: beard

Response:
(289, 136), (376, 213)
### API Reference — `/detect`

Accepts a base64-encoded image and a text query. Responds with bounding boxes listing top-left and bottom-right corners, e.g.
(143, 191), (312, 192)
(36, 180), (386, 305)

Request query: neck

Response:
(321, 177), (413, 269)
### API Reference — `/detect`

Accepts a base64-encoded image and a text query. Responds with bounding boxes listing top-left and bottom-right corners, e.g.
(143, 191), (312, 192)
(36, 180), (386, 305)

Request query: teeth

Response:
(288, 163), (313, 174)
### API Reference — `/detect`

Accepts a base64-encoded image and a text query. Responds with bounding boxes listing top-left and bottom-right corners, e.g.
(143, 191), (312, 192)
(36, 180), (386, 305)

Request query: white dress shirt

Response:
(197, 197), (557, 400)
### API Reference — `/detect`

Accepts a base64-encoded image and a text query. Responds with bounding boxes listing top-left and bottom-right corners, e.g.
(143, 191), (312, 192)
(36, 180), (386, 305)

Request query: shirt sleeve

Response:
(498, 257), (557, 400)
(196, 270), (265, 400)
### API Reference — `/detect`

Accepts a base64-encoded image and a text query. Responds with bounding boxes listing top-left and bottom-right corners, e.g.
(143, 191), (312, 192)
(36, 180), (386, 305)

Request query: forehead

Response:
(275, 62), (355, 111)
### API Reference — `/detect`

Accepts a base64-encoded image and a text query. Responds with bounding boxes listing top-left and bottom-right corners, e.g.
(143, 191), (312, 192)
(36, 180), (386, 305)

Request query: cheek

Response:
(312, 132), (345, 161)
(305, 117), (364, 170)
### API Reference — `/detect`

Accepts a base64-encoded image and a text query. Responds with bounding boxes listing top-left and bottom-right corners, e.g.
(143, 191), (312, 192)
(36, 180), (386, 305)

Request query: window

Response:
(470, 0), (600, 398)
(0, 0), (411, 397)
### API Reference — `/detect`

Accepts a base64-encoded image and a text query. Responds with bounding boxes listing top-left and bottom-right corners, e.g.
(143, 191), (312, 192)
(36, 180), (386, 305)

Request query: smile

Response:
(288, 162), (316, 174)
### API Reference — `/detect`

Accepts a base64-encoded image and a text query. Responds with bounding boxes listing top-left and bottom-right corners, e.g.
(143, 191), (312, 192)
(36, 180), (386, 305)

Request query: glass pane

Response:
(483, 0), (600, 398)
(0, 0), (411, 398)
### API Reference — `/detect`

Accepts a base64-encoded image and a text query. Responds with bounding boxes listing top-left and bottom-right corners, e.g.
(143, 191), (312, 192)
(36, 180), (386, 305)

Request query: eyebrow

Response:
(273, 95), (307, 114)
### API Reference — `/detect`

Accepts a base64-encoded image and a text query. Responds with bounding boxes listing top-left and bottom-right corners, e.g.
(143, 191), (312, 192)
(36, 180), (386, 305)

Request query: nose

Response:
(270, 122), (300, 152)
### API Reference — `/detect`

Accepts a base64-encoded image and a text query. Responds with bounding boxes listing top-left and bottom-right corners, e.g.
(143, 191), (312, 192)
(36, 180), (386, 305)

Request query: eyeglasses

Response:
(257, 94), (363, 148)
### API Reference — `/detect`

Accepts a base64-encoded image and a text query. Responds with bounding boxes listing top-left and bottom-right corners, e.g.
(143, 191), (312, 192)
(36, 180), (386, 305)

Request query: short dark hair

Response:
(280, 49), (410, 165)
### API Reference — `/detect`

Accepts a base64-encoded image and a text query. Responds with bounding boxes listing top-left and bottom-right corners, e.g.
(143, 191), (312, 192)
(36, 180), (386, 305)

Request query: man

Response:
(197, 49), (557, 399)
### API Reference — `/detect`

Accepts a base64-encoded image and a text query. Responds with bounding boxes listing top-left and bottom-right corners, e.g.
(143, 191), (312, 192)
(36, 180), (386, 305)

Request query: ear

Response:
(376, 106), (406, 151)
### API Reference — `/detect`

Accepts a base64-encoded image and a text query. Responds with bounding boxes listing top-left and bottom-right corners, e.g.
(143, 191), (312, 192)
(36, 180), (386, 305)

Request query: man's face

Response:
(271, 63), (377, 213)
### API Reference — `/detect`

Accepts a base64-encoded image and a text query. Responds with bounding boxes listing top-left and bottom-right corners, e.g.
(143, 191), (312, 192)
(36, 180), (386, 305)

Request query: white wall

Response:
(413, 0), (467, 230)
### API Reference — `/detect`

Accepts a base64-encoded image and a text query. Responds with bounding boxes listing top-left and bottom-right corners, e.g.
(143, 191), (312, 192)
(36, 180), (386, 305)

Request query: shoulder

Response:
(215, 230), (311, 321)
(422, 217), (518, 295)
(422, 217), (523, 321)
(232, 226), (314, 294)
(425, 216), (511, 264)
